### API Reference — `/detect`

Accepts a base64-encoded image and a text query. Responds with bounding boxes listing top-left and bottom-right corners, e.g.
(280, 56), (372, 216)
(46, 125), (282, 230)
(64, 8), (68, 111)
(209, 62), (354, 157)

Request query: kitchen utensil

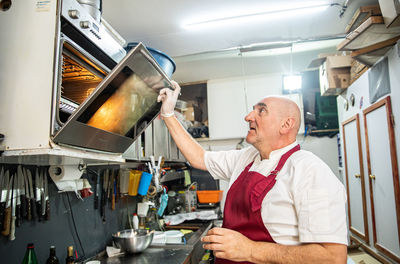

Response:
(137, 172), (152, 196)
(34, 168), (41, 221)
(94, 171), (100, 209)
(112, 229), (154, 253)
(18, 166), (27, 219)
(0, 169), (9, 229)
(1, 173), (13, 236)
(44, 169), (50, 220)
(9, 173), (16, 240)
(128, 170), (141, 196)
(137, 202), (149, 217)
(27, 169), (35, 221)
(196, 190), (223, 204)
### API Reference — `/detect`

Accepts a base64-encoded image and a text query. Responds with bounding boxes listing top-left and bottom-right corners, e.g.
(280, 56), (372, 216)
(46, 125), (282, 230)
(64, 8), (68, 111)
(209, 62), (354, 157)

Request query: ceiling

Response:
(102, 0), (379, 58)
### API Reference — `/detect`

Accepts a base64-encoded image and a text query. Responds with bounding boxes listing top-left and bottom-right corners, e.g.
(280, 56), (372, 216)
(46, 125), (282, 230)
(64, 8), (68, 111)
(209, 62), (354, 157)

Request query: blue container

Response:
(137, 172), (153, 196)
(125, 42), (176, 78)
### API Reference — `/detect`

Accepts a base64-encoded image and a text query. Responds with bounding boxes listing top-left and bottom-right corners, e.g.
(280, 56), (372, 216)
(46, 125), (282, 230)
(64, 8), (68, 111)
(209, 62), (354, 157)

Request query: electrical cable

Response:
(65, 192), (86, 262)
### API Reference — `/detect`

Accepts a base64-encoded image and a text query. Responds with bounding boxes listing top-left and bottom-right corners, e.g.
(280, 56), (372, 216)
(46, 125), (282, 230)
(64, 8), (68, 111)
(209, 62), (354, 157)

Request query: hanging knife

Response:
(94, 171), (100, 210)
(35, 168), (42, 221)
(28, 169), (37, 221)
(101, 169), (108, 222)
(19, 166), (27, 219)
(24, 168), (31, 221)
(1, 174), (13, 237)
(15, 168), (22, 227)
(44, 169), (50, 221)
(107, 170), (112, 202)
(0, 169), (9, 230)
(9, 173), (16, 241)
(40, 169), (46, 218)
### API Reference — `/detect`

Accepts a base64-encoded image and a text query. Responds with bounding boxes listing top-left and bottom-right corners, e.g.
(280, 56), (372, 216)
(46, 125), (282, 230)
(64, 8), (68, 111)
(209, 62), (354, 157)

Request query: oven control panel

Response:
(61, 0), (126, 63)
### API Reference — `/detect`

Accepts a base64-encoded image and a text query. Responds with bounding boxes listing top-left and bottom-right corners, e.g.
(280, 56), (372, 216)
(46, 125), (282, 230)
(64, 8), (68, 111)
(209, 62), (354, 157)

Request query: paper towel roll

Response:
(48, 165), (83, 182)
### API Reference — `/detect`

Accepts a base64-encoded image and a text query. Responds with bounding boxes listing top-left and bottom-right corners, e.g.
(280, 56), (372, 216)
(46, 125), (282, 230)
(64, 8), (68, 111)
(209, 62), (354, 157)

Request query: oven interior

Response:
(57, 41), (107, 125)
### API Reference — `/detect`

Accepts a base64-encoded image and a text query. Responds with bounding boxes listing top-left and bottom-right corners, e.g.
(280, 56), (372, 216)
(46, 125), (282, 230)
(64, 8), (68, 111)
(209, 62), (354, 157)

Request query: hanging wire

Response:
(290, 43), (293, 75)
(239, 50), (249, 112)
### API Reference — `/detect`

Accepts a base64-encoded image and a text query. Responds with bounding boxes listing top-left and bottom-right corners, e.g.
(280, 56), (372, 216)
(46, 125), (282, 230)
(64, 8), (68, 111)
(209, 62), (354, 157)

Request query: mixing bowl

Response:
(112, 229), (154, 253)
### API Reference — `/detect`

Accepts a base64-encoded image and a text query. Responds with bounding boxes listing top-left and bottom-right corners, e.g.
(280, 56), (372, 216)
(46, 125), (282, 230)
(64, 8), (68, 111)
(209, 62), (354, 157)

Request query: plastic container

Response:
(137, 172), (152, 196)
(125, 42), (176, 78)
(132, 213), (139, 230)
(165, 230), (184, 244)
(196, 190), (223, 204)
(151, 231), (167, 245)
(128, 170), (142, 196)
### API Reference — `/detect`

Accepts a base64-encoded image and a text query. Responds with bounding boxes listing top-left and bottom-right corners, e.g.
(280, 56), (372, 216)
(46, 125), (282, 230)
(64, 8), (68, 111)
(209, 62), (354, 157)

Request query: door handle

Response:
(369, 174), (376, 180)
(354, 174), (361, 178)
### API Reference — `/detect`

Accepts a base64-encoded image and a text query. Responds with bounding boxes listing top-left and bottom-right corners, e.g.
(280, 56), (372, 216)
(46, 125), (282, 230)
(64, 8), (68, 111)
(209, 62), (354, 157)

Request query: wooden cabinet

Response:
(363, 97), (400, 262)
(340, 93), (400, 262)
(342, 114), (369, 244)
(378, 0), (400, 27)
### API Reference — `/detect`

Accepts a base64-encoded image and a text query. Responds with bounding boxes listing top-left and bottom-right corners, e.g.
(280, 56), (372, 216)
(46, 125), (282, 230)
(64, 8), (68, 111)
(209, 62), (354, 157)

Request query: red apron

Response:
(215, 144), (300, 264)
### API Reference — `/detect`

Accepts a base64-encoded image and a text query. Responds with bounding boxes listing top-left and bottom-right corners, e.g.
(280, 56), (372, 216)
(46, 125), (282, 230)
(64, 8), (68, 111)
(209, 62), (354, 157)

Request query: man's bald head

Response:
(262, 96), (301, 135)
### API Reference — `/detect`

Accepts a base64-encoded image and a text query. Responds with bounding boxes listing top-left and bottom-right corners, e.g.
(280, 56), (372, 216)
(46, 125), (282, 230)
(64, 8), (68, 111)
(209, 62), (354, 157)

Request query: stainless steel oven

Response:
(51, 0), (173, 153)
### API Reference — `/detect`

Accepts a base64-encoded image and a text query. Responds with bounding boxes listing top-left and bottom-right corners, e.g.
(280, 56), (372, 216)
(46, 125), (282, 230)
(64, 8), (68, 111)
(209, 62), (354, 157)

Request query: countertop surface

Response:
(100, 248), (192, 264)
(99, 221), (214, 264)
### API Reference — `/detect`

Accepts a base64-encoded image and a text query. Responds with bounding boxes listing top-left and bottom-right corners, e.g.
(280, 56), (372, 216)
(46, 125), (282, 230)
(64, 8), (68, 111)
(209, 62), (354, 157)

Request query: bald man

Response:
(158, 82), (348, 264)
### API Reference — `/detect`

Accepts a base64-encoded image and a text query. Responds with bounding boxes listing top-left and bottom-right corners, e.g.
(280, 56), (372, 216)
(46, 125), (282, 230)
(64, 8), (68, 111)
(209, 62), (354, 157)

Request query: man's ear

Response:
(280, 117), (295, 134)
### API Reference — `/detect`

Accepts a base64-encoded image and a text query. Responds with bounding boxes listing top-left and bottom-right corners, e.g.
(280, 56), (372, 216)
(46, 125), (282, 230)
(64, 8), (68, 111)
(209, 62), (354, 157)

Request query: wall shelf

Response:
(338, 16), (400, 51)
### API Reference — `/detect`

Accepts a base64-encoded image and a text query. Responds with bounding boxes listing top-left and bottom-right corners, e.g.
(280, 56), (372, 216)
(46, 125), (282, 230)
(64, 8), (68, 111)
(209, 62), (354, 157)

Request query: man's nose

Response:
(245, 110), (254, 122)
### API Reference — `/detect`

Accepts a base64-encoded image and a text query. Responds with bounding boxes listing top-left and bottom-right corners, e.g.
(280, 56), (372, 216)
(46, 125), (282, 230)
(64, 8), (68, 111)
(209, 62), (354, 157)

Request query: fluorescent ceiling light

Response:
(283, 75), (302, 92)
(183, 2), (330, 30)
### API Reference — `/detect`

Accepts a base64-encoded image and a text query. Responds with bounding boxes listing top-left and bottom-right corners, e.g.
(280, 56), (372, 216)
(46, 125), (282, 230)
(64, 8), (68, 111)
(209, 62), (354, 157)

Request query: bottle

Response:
(132, 213), (139, 230)
(22, 243), (38, 264)
(65, 246), (74, 264)
(46, 246), (59, 264)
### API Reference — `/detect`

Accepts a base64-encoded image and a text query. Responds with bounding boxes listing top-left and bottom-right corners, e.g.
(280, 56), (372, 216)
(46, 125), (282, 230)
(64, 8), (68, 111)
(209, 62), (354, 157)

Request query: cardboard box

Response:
(183, 106), (195, 121)
(309, 55), (352, 96)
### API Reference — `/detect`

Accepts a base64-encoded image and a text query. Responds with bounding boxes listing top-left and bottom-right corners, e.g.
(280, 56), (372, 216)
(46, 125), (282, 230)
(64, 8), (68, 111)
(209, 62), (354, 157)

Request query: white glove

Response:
(157, 80), (181, 118)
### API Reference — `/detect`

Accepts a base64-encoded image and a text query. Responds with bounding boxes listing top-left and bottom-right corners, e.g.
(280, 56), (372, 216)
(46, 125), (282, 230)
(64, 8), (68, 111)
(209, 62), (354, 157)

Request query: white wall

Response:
(172, 47), (337, 83)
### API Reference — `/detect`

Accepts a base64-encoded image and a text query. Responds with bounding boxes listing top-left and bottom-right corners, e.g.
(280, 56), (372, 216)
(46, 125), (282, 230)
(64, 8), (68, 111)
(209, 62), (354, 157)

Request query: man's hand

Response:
(201, 227), (255, 262)
(157, 80), (181, 117)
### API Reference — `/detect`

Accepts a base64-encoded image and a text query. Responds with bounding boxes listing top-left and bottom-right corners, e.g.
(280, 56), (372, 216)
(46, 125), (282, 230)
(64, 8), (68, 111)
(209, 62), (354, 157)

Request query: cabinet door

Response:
(342, 114), (369, 243)
(169, 133), (179, 161)
(363, 96), (400, 261)
(153, 117), (169, 159)
(207, 79), (248, 139)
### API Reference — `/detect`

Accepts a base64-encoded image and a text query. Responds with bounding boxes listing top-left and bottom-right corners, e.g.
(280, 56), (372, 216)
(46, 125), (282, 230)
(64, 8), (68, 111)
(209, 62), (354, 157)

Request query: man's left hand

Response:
(201, 227), (255, 262)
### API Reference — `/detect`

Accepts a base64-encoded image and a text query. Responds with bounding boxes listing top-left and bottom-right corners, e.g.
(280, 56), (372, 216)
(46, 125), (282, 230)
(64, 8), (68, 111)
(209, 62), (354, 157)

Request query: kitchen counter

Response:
(99, 221), (213, 264)
(100, 248), (192, 264)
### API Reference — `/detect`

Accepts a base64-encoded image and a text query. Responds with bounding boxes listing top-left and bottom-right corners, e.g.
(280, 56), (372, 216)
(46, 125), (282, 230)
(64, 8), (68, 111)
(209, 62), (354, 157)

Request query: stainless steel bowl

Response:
(112, 229), (154, 253)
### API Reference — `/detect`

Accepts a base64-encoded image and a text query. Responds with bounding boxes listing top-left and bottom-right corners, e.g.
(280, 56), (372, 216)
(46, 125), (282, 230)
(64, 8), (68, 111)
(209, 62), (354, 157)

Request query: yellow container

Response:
(128, 170), (142, 196)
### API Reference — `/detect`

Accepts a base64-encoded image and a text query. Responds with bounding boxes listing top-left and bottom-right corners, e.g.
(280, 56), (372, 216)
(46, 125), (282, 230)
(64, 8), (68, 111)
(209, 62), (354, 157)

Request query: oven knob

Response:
(68, 9), (80, 19)
(80, 21), (91, 29)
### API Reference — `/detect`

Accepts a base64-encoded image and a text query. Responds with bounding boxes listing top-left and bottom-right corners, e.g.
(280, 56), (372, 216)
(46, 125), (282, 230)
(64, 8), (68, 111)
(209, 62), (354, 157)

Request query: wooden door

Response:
(363, 96), (400, 261)
(342, 114), (369, 243)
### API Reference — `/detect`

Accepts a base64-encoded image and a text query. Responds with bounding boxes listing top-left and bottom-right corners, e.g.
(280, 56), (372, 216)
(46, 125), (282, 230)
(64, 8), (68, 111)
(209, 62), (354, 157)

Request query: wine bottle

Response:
(46, 246), (59, 264)
(22, 243), (38, 264)
(65, 246), (74, 264)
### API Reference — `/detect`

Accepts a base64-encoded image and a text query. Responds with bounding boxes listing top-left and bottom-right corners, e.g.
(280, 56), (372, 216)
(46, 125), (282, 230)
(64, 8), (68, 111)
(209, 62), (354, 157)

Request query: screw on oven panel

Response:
(0, 0), (11, 11)
(68, 9), (80, 19)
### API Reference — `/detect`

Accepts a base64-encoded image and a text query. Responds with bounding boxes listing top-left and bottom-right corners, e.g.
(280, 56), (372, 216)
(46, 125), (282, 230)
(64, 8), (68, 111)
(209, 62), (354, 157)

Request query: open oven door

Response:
(53, 42), (173, 153)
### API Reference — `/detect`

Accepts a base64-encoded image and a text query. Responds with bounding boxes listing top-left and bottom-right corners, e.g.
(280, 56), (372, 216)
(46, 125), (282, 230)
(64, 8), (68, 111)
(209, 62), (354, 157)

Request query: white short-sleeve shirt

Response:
(204, 141), (348, 246)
